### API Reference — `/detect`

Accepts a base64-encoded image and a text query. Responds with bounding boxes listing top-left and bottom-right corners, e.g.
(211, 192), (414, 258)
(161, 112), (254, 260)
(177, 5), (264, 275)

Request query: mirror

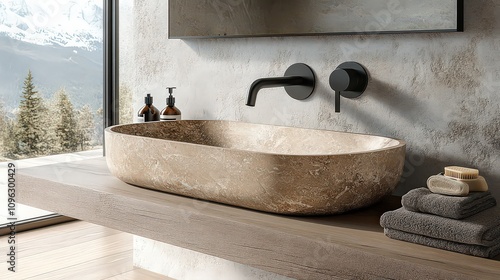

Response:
(169, 0), (463, 39)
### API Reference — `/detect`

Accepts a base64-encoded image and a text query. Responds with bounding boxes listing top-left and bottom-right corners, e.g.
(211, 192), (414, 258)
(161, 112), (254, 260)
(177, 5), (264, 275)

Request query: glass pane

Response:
(0, 0), (104, 160)
(0, 0), (104, 224)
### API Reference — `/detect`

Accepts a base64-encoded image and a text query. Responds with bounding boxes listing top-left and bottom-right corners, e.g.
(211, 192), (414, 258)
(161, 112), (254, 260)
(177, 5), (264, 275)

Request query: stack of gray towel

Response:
(380, 187), (500, 258)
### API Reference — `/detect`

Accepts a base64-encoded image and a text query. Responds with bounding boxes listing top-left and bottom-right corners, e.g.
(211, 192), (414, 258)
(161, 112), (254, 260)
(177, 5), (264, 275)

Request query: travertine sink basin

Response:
(105, 120), (405, 215)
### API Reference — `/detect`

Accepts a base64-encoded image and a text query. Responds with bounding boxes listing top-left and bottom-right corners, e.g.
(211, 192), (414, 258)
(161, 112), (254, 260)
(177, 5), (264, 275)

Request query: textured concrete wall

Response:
(120, 0), (500, 200)
(123, 1), (500, 278)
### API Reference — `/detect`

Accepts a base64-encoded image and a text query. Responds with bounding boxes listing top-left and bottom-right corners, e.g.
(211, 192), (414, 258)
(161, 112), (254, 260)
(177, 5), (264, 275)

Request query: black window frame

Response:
(104, 0), (119, 134)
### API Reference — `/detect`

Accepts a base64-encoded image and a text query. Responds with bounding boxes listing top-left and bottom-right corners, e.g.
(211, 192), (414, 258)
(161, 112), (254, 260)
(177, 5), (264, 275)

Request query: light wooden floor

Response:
(0, 221), (171, 280)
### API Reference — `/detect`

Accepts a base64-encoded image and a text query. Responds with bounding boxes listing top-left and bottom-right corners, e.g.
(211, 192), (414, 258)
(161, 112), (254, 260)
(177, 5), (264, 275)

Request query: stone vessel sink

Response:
(105, 120), (406, 215)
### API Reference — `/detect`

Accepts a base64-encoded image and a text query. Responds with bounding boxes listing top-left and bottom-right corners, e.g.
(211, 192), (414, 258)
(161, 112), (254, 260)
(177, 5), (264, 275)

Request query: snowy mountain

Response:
(0, 35), (103, 116)
(0, 0), (104, 116)
(0, 0), (103, 51)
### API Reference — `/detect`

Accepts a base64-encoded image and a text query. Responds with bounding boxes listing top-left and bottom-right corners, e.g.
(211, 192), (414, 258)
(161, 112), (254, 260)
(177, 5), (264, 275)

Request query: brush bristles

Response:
(444, 166), (479, 179)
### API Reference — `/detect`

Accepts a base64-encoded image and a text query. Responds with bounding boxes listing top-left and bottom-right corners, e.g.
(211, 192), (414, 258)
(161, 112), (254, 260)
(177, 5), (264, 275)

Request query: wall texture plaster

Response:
(121, 1), (500, 199)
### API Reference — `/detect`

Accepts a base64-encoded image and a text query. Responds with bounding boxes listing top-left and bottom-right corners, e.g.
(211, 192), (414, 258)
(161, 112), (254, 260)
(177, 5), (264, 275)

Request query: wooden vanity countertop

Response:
(18, 158), (500, 280)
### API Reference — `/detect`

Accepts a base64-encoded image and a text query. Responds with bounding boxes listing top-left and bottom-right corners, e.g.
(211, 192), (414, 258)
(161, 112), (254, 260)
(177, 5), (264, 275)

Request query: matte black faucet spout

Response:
(246, 63), (316, 107)
(246, 76), (306, 106)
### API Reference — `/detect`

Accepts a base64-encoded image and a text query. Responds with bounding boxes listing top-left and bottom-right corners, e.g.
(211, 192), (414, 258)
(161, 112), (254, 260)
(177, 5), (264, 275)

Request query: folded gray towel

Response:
(402, 187), (497, 219)
(380, 206), (500, 246)
(384, 228), (500, 259)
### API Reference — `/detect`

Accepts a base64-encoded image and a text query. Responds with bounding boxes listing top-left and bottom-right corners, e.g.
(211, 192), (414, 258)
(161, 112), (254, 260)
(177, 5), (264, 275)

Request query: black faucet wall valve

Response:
(329, 62), (368, 113)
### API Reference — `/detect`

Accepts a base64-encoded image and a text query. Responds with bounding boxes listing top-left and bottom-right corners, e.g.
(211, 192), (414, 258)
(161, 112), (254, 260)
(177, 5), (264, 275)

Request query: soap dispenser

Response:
(137, 93), (160, 122)
(160, 87), (182, 121)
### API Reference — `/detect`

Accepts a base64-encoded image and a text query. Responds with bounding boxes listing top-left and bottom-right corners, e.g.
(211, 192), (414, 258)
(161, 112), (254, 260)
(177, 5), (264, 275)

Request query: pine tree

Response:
(0, 98), (18, 159)
(94, 107), (104, 146)
(0, 102), (8, 160)
(119, 85), (134, 124)
(53, 88), (79, 152)
(15, 70), (47, 157)
(39, 98), (60, 154)
(76, 104), (95, 150)
(2, 119), (19, 160)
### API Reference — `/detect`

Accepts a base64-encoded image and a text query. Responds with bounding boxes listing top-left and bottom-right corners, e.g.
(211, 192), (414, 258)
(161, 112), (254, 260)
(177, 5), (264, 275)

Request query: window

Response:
(0, 0), (106, 227)
(0, 0), (104, 160)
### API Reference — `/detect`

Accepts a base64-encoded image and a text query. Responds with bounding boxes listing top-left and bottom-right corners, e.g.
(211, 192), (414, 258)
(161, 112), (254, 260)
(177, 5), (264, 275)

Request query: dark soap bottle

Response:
(137, 93), (160, 122)
(160, 87), (182, 121)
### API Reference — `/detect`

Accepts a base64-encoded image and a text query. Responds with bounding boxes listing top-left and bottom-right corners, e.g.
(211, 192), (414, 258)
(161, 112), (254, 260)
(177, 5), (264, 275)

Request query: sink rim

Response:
(106, 120), (406, 157)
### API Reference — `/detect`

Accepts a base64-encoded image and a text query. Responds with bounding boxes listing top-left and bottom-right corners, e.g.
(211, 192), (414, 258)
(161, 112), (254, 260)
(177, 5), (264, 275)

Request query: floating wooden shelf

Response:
(18, 158), (500, 280)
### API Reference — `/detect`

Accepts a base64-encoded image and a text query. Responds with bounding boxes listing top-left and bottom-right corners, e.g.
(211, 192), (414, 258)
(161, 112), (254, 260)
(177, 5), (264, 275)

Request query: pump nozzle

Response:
(166, 87), (177, 107)
(166, 87), (176, 94)
(144, 93), (153, 105)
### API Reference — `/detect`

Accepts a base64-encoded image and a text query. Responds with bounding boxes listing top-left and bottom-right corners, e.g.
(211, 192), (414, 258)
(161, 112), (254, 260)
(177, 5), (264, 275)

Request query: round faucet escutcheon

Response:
(329, 61), (368, 112)
(283, 63), (316, 101)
